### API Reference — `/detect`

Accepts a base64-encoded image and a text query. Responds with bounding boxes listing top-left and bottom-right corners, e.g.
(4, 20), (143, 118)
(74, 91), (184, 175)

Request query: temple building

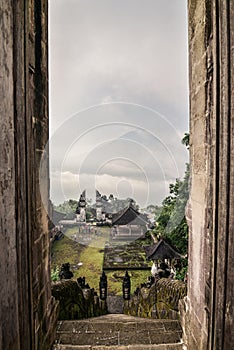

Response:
(96, 190), (104, 221)
(76, 190), (86, 222)
(111, 203), (149, 241)
(145, 239), (184, 261)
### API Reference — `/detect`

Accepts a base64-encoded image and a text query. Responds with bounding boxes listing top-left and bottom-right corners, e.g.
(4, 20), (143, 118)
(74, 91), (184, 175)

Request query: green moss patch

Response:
(103, 242), (151, 269)
(105, 270), (151, 296)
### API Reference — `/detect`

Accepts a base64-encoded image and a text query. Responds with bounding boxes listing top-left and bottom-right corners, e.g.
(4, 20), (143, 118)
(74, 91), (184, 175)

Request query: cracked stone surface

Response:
(54, 314), (183, 349)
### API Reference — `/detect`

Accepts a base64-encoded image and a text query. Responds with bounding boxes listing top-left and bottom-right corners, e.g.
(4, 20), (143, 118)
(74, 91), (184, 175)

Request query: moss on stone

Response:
(51, 280), (107, 320)
(124, 278), (187, 320)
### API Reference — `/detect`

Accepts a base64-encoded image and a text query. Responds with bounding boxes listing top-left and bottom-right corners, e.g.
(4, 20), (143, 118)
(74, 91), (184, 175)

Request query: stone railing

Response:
(51, 279), (108, 320)
(123, 278), (187, 320)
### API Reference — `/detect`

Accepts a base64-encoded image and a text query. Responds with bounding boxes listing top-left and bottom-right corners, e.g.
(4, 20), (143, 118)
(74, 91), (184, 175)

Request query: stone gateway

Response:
(0, 1), (233, 349)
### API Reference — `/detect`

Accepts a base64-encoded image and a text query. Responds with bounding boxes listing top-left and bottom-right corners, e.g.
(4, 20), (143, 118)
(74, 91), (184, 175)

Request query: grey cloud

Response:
(49, 0), (189, 206)
(50, 0), (188, 129)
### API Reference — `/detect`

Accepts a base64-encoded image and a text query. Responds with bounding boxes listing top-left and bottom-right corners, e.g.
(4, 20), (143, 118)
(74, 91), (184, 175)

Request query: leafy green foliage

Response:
(51, 265), (60, 282)
(54, 199), (78, 215)
(175, 263), (188, 281)
(181, 132), (190, 149)
(152, 163), (189, 255)
(151, 134), (190, 256)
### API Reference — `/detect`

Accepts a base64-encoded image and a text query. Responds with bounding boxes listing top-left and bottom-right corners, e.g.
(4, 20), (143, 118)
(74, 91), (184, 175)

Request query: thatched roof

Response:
(145, 239), (183, 260)
(52, 210), (66, 226)
(112, 204), (148, 226)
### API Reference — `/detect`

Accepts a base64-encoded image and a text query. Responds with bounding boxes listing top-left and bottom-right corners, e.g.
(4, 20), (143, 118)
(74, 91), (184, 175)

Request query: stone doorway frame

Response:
(183, 1), (234, 349)
(0, 1), (233, 349)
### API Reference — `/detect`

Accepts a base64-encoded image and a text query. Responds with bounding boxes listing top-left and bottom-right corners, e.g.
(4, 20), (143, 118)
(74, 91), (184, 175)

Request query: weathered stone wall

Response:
(124, 279), (187, 320)
(1, 1), (234, 349)
(181, 1), (234, 349)
(52, 280), (108, 320)
(0, 1), (57, 349)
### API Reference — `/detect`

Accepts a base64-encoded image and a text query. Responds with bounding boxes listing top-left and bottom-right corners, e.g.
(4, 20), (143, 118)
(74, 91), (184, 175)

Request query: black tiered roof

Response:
(112, 204), (148, 226)
(145, 239), (183, 260)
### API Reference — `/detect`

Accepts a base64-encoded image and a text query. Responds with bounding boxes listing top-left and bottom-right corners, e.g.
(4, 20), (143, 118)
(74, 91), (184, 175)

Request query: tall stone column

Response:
(180, 1), (234, 349)
(0, 1), (58, 349)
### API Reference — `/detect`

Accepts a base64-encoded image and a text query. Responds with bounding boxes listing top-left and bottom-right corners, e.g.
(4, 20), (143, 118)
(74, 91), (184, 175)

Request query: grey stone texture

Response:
(53, 345), (184, 350)
(107, 296), (124, 314)
(180, 0), (234, 349)
(0, 1), (57, 349)
(123, 278), (187, 319)
(54, 314), (182, 348)
(52, 280), (108, 320)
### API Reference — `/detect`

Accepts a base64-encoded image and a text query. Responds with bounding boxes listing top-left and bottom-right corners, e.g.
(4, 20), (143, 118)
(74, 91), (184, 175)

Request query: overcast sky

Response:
(48, 0), (189, 207)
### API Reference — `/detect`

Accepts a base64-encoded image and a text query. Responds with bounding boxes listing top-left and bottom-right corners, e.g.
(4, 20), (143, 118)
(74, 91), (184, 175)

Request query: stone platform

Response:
(53, 314), (184, 349)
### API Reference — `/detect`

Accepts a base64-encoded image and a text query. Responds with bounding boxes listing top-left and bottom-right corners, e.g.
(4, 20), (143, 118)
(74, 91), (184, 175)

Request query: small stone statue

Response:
(146, 275), (155, 288)
(77, 276), (86, 288)
(157, 262), (170, 278)
(59, 262), (73, 280)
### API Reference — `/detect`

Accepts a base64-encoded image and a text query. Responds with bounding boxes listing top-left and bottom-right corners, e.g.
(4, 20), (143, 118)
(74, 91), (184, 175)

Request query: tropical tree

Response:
(54, 199), (78, 215)
(152, 133), (190, 255)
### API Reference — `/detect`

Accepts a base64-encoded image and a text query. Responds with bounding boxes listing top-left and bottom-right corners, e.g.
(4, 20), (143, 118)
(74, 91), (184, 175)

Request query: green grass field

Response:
(51, 228), (84, 269)
(51, 226), (151, 295)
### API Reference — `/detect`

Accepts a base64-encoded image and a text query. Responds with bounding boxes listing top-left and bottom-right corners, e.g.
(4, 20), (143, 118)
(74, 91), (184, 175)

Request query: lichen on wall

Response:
(124, 278), (187, 320)
(52, 280), (108, 320)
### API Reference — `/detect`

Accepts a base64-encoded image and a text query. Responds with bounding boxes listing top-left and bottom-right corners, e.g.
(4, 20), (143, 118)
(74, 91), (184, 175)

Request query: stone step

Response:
(54, 314), (183, 348)
(107, 296), (123, 314)
(53, 344), (184, 350)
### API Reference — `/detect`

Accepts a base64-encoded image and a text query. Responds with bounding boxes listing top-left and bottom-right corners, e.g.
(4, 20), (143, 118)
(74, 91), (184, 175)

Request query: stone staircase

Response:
(53, 314), (184, 350)
(106, 296), (123, 314)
